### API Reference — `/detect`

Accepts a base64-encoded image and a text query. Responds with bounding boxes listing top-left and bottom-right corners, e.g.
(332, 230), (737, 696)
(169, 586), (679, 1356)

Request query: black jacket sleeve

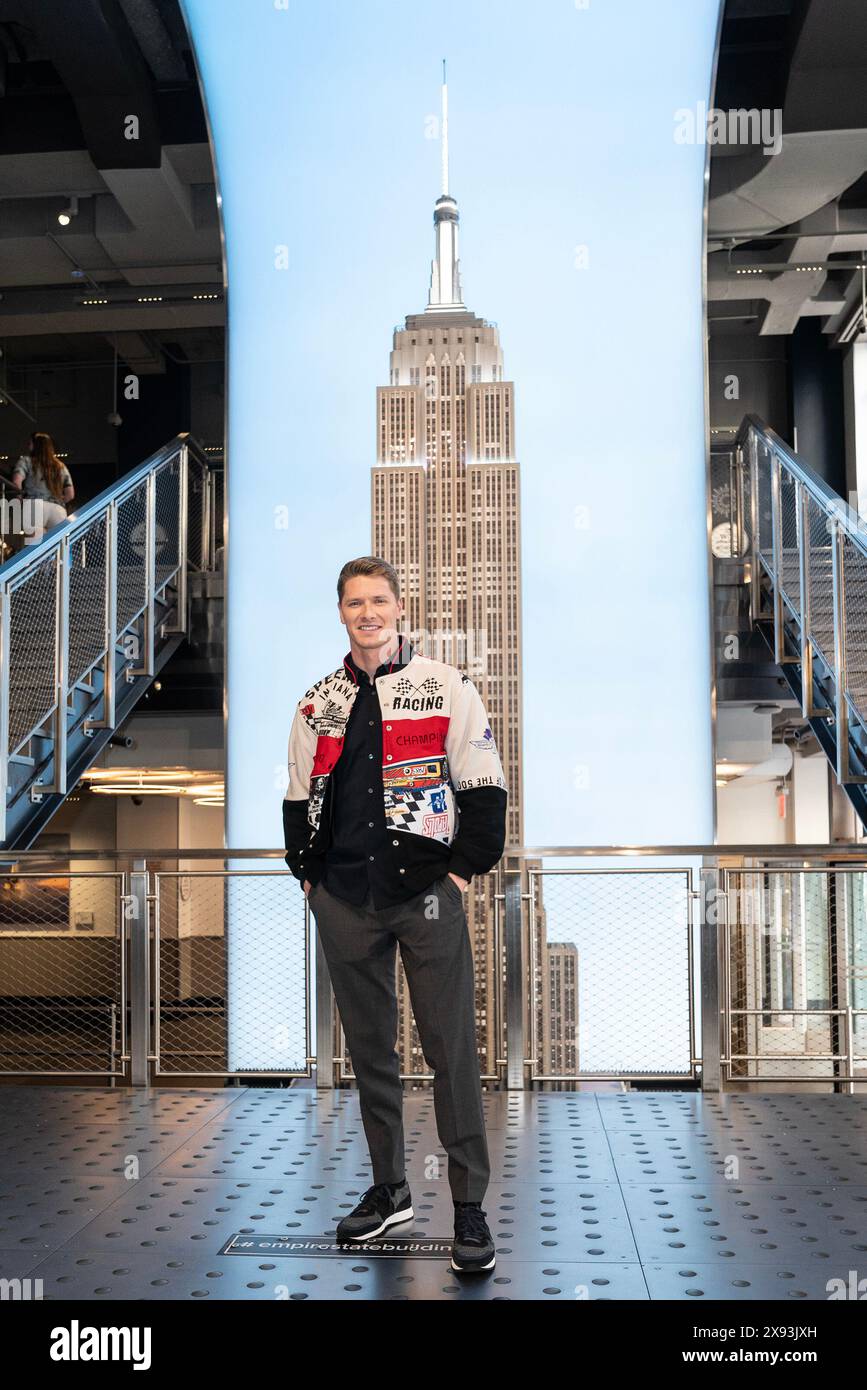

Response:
(282, 699), (325, 885)
(444, 673), (509, 882)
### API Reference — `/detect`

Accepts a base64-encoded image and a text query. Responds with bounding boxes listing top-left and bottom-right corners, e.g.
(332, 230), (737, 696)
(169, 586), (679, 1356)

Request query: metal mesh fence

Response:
(710, 448), (738, 557)
(777, 462), (800, 614)
(8, 555), (58, 754)
(0, 441), (219, 842)
(185, 458), (223, 572)
(740, 444), (753, 552)
(185, 457), (208, 571)
(115, 481), (149, 631)
(805, 492), (835, 665)
(743, 432), (865, 706)
(755, 437), (774, 566)
(525, 869), (694, 1080)
(153, 456), (181, 592)
(0, 855), (862, 1086)
(154, 870), (310, 1077)
(851, 872), (867, 1071)
(68, 516), (108, 687)
(0, 871), (124, 1075)
(724, 869), (867, 1083)
(842, 528), (867, 709)
(210, 467), (224, 569)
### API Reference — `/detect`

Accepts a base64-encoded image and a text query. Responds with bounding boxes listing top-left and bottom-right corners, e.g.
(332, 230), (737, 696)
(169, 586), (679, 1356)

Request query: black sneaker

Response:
(451, 1201), (496, 1273)
(335, 1180), (413, 1242)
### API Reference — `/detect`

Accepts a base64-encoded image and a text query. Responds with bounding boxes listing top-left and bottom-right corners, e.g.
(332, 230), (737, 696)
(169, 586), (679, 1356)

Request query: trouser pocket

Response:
(439, 873), (464, 905)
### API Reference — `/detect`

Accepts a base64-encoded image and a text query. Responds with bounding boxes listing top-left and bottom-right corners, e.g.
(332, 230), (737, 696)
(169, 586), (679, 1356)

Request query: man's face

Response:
(339, 575), (403, 654)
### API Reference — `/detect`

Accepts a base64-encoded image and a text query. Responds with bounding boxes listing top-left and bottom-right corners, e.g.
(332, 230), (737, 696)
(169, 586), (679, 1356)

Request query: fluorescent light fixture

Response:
(80, 767), (224, 801)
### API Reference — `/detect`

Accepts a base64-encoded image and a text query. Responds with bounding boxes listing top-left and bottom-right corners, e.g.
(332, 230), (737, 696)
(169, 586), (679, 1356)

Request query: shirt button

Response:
(399, 867), (405, 874)
(369, 822), (374, 828)
(369, 855), (374, 861)
(386, 755), (392, 761)
(369, 720), (374, 726)
(392, 839), (398, 846)
(368, 753), (374, 759)
(386, 724), (392, 730)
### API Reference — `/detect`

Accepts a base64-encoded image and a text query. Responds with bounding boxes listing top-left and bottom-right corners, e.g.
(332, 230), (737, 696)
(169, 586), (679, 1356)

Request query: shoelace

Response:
(357, 1182), (399, 1214)
(454, 1203), (490, 1245)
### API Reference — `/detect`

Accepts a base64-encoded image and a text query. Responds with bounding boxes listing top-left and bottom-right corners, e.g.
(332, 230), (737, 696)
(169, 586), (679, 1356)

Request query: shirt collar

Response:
(343, 633), (414, 685)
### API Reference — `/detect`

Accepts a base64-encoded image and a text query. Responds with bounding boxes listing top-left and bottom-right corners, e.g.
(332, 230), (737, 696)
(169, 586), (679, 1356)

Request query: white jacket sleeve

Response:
(282, 699), (318, 879)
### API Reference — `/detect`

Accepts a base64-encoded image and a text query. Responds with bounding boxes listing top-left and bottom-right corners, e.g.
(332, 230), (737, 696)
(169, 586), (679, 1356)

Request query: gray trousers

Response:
(309, 873), (490, 1203)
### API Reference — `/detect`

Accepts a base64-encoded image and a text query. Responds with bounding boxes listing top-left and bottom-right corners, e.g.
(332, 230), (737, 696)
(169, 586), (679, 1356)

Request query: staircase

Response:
(0, 435), (219, 847)
(719, 415), (867, 826)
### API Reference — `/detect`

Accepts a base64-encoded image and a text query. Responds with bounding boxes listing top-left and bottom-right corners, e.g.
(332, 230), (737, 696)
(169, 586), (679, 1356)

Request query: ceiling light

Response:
(57, 195), (79, 226)
(839, 303), (866, 345)
(79, 766), (225, 801)
(83, 769), (191, 782)
(715, 761), (753, 780)
(90, 783), (193, 796)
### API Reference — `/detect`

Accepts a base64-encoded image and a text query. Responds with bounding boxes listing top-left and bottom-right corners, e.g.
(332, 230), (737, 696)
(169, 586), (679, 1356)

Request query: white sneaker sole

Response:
(340, 1205), (414, 1241)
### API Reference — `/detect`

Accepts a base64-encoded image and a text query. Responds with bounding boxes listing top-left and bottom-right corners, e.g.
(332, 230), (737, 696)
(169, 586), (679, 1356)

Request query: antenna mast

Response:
(441, 58), (449, 197)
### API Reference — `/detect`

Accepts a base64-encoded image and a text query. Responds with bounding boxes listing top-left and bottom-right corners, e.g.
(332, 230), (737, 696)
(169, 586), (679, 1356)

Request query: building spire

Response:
(441, 59), (449, 197)
(427, 59), (465, 312)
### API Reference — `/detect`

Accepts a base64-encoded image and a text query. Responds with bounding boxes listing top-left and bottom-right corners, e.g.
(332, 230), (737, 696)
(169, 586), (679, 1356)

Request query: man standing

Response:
(283, 555), (507, 1274)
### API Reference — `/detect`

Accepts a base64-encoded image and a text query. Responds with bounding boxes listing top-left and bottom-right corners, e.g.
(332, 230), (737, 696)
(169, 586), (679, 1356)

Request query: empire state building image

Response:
(364, 70), (528, 1081)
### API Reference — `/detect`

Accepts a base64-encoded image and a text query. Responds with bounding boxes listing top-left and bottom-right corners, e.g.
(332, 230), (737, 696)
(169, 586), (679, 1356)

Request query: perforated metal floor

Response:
(1, 1084), (866, 1301)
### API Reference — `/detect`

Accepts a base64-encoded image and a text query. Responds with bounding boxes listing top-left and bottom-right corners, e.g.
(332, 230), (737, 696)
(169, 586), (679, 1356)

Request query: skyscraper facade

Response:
(364, 75), (524, 1079)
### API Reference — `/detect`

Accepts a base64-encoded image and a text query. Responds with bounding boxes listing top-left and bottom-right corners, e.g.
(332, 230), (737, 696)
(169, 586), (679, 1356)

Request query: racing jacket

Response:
(282, 644), (508, 894)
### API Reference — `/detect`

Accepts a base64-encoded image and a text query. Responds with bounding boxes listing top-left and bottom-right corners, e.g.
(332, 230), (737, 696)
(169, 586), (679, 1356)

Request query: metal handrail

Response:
(1, 843), (864, 859)
(0, 435), (218, 842)
(731, 414), (867, 791)
(0, 846), (863, 1088)
(0, 441), (167, 583)
(736, 413), (867, 563)
(0, 434), (215, 584)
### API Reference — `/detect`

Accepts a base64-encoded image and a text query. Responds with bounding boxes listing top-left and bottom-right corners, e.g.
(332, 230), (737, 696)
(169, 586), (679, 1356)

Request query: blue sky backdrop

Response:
(184, 0), (720, 852)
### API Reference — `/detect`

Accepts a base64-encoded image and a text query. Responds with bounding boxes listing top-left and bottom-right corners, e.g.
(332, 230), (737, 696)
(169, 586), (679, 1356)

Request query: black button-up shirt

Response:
(321, 635), (416, 909)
